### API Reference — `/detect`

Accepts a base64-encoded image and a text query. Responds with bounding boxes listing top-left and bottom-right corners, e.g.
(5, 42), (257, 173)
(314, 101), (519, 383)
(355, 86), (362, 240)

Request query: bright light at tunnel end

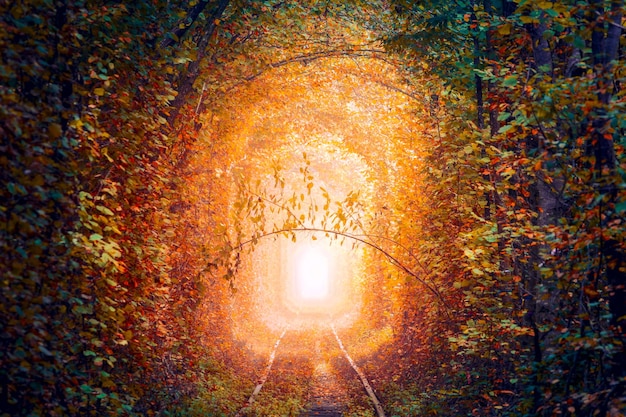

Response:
(296, 247), (329, 300)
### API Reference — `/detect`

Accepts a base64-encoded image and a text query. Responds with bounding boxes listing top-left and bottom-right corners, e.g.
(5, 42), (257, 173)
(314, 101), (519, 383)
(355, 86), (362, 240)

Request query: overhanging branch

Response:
(244, 48), (387, 82)
(234, 227), (449, 312)
(218, 48), (388, 97)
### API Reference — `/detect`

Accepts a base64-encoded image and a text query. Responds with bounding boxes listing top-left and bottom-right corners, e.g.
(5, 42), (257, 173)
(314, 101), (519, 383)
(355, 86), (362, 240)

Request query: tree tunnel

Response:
(2, 1), (625, 416)
(196, 57), (427, 356)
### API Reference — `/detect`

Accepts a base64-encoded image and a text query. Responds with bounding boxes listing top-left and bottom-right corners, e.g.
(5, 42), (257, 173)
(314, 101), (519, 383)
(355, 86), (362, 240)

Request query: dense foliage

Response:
(1, 0), (624, 416)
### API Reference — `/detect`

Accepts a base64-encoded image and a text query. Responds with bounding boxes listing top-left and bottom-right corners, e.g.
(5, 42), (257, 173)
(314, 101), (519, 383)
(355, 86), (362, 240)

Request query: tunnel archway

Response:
(5, 0), (624, 416)
(186, 54), (440, 357)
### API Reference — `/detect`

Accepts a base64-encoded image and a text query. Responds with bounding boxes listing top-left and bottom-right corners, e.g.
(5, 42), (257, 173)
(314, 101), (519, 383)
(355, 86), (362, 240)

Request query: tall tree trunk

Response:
(168, 0), (231, 125)
(526, 15), (561, 227)
(482, 0), (509, 271)
(524, 16), (556, 414)
(470, 2), (490, 226)
(161, 0), (213, 49)
(589, 0), (625, 380)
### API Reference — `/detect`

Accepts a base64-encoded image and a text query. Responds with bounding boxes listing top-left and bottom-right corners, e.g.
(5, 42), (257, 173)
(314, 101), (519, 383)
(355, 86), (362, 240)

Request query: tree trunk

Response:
(161, 0), (212, 49)
(168, 0), (231, 125)
(589, 0), (625, 380)
(523, 17), (556, 414)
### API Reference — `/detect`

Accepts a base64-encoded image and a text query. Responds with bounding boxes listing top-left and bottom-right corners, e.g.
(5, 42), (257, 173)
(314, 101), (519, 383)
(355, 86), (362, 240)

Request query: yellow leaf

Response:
(520, 16), (537, 24)
(471, 268), (484, 276)
(69, 118), (83, 129)
(32, 175), (44, 186)
(464, 248), (476, 260)
(94, 87), (105, 96)
(537, 1), (553, 10)
(497, 23), (511, 35)
(48, 123), (62, 139)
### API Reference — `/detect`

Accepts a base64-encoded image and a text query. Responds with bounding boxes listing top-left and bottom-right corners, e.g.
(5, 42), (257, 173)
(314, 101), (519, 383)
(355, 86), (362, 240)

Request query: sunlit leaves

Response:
(4, 0), (625, 415)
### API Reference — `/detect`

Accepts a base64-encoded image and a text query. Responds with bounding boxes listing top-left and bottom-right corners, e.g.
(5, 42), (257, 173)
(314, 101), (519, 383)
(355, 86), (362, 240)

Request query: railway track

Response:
(236, 325), (386, 417)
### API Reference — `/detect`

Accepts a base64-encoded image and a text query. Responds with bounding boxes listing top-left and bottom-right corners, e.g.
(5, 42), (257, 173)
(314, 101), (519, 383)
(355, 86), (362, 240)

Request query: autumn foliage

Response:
(1, 1), (625, 416)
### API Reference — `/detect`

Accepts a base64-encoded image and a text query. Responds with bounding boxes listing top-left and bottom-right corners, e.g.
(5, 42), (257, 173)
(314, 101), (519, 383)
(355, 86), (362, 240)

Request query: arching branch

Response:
(371, 80), (424, 103)
(234, 227), (449, 313)
(243, 48), (387, 82)
(219, 48), (388, 97)
(351, 232), (434, 284)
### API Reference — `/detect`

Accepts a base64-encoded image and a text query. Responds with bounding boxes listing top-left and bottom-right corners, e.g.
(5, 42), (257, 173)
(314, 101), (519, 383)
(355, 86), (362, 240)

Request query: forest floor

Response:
(243, 326), (373, 416)
(300, 339), (349, 416)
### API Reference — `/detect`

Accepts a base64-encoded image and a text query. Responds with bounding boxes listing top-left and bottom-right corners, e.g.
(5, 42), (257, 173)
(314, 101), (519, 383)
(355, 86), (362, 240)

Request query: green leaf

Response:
(502, 75), (517, 87)
(497, 112), (511, 121)
(498, 124), (514, 134)
(572, 35), (586, 50)
(89, 233), (103, 241)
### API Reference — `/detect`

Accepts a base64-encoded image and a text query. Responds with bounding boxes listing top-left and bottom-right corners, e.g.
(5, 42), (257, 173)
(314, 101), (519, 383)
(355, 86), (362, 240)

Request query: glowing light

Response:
(296, 247), (329, 300)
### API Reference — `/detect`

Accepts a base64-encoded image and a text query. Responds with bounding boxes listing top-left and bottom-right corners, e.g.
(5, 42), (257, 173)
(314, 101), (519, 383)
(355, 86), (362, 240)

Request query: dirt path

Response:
(301, 340), (348, 417)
